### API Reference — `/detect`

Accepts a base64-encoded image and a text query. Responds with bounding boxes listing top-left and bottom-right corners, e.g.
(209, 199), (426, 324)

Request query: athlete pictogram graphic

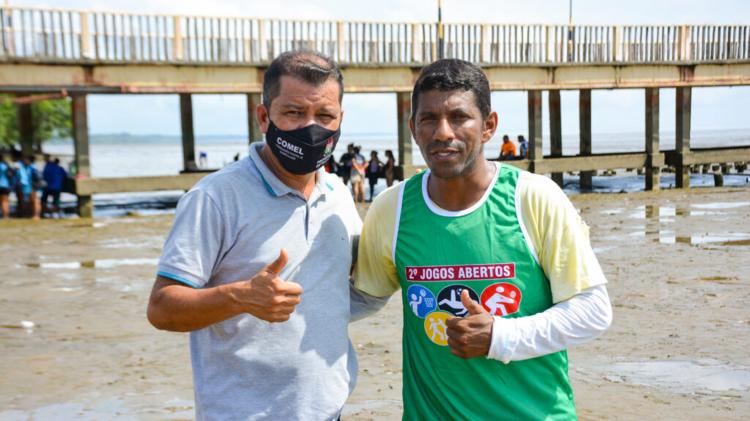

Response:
(428, 316), (446, 341)
(480, 283), (522, 316)
(409, 290), (424, 314)
(407, 285), (437, 318)
(422, 311), (452, 346)
(437, 284), (479, 317)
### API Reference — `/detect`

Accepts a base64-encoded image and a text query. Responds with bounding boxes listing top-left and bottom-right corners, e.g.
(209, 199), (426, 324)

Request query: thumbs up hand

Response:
(228, 249), (304, 323)
(445, 289), (494, 359)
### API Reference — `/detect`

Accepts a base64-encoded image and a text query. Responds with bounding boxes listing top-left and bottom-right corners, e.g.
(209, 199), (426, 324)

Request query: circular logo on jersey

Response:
(437, 284), (479, 317)
(406, 285), (437, 318)
(423, 311), (452, 346)
(480, 282), (522, 316)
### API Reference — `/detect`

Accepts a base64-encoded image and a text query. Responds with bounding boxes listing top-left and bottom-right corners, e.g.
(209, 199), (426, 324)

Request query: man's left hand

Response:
(446, 290), (494, 359)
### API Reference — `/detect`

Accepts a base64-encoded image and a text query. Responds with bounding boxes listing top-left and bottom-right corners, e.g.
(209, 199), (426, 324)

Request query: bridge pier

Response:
(676, 87), (692, 188)
(527, 90), (543, 172)
(246, 93), (262, 143)
(72, 94), (92, 218)
(180, 94), (198, 171)
(396, 92), (413, 179)
(16, 100), (33, 157)
(579, 89), (593, 191)
(645, 88), (661, 191)
(549, 90), (563, 187)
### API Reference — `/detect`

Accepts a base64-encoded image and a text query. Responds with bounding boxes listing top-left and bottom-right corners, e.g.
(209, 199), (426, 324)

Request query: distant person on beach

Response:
(324, 154), (339, 174)
(27, 155), (42, 219)
(384, 149), (396, 187)
(517, 135), (528, 160)
(10, 151), (36, 218)
(352, 59), (612, 419)
(42, 156), (68, 215)
(198, 151), (208, 168)
(366, 150), (383, 202)
(148, 51), (364, 420)
(499, 134), (516, 160)
(0, 153), (11, 218)
(10, 150), (26, 216)
(350, 145), (366, 202)
(338, 143), (355, 184)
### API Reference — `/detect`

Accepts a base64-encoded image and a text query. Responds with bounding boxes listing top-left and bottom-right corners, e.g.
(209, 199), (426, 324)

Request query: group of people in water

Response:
(0, 150), (68, 219)
(325, 143), (396, 202)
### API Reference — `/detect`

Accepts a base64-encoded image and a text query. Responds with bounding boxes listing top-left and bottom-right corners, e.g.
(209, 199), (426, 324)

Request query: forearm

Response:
(349, 283), (390, 322)
(488, 284), (612, 363)
(147, 278), (242, 332)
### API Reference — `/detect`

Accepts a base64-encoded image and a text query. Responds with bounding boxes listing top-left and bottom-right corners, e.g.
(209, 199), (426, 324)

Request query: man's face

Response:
(410, 89), (496, 179)
(258, 75), (343, 133)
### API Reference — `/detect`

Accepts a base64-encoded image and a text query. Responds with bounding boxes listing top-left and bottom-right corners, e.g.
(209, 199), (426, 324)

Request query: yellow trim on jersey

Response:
(516, 171), (607, 302)
(353, 182), (402, 297)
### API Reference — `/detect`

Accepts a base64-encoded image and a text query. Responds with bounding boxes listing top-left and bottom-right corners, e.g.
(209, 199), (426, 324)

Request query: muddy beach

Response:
(1, 187), (749, 420)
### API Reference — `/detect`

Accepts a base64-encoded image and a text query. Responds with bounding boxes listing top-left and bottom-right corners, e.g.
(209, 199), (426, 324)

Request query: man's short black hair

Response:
(411, 59), (491, 121)
(263, 50), (344, 109)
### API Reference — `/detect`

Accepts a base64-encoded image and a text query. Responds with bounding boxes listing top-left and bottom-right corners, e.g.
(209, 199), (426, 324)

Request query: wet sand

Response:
(1, 187), (749, 420)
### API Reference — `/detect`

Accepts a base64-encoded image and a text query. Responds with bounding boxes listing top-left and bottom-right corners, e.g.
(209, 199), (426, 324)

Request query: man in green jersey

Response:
(352, 59), (612, 420)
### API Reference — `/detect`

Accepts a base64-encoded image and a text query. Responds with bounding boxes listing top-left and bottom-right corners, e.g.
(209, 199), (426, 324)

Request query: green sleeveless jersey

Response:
(394, 164), (577, 420)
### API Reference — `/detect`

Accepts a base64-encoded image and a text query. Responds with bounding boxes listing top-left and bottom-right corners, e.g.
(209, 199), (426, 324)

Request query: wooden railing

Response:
(1, 6), (748, 65)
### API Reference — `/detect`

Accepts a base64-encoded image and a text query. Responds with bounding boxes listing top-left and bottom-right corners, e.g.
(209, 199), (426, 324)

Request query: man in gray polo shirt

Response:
(147, 51), (362, 420)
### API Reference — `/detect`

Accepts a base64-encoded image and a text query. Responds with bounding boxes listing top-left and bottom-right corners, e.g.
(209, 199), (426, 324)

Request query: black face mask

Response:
(265, 119), (341, 175)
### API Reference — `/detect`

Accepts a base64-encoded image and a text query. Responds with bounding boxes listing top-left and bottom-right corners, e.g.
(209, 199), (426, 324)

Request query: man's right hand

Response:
(228, 249), (303, 322)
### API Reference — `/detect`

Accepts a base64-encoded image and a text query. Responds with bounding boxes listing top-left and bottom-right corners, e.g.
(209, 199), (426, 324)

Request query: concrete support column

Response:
(527, 90), (543, 173)
(72, 94), (92, 218)
(549, 90), (563, 186)
(246, 93), (262, 144)
(579, 89), (593, 190)
(645, 88), (660, 191)
(396, 92), (412, 179)
(16, 101), (33, 157)
(180, 93), (197, 171)
(676, 87), (692, 188)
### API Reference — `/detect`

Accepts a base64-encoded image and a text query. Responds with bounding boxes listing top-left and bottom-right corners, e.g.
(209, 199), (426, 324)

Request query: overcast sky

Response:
(10, 0), (750, 137)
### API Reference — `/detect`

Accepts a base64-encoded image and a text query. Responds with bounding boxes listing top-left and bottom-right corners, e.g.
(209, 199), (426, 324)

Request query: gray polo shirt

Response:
(157, 142), (362, 420)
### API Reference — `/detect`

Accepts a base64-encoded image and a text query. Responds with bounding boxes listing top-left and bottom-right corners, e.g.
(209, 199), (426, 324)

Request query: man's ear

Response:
(482, 111), (499, 144)
(409, 117), (416, 140)
(256, 104), (270, 134)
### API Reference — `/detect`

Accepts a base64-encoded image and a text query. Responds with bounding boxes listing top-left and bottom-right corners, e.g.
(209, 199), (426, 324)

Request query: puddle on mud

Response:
(616, 230), (750, 246)
(614, 201), (749, 246)
(658, 232), (750, 246)
(603, 359), (750, 394)
(592, 245), (617, 254)
(691, 201), (750, 210)
(625, 202), (746, 220)
(25, 258), (159, 270)
(98, 237), (163, 249)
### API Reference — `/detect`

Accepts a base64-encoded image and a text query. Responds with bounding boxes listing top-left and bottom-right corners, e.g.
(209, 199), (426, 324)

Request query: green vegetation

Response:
(0, 95), (72, 148)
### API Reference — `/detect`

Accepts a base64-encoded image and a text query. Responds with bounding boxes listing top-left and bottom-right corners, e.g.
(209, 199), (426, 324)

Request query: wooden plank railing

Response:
(1, 5), (749, 65)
